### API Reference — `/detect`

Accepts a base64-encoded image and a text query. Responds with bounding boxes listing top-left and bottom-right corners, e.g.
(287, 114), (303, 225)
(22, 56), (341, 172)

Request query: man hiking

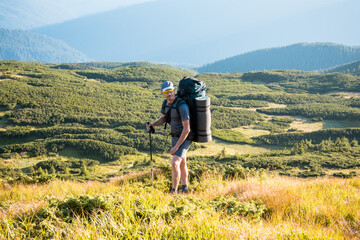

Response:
(146, 81), (191, 194)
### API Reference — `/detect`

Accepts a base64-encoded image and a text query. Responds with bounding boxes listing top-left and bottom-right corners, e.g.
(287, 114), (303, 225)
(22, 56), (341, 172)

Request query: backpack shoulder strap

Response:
(161, 99), (167, 112)
(174, 98), (187, 115)
(163, 98), (179, 129)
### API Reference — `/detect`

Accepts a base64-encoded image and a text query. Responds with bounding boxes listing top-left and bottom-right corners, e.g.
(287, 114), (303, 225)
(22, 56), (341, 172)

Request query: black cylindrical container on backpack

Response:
(195, 96), (212, 142)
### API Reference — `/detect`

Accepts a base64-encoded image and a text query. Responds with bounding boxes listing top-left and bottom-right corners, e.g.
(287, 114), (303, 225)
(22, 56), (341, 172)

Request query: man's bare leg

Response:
(172, 155), (182, 192)
(180, 156), (188, 187)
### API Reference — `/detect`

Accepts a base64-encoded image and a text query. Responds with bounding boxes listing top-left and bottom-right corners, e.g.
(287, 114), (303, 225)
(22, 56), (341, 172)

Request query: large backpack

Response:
(175, 77), (212, 142)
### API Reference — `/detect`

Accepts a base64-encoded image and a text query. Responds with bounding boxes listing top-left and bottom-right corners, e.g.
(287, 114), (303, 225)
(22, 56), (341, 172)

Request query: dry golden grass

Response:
(10, 74), (29, 79)
(223, 176), (360, 238)
(228, 103), (287, 112)
(289, 116), (323, 132)
(232, 126), (270, 138)
(85, 78), (100, 82)
(1, 174), (359, 239)
(182, 174), (360, 239)
(328, 92), (360, 99)
(266, 103), (288, 109)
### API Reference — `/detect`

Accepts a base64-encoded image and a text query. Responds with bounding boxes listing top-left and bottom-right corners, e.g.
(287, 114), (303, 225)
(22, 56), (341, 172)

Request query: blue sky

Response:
(1, 0), (359, 64)
(0, 0), (153, 29)
(0, 0), (351, 30)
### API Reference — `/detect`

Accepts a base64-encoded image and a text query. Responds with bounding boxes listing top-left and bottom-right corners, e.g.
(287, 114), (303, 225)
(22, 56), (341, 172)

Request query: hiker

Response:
(146, 81), (191, 194)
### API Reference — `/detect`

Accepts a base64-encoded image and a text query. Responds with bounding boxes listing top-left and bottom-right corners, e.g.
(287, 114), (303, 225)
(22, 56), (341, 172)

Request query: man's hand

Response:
(146, 121), (155, 133)
(170, 145), (179, 155)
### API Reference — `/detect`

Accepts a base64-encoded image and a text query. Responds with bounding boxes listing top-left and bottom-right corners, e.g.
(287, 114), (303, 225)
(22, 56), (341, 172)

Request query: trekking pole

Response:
(146, 121), (155, 187)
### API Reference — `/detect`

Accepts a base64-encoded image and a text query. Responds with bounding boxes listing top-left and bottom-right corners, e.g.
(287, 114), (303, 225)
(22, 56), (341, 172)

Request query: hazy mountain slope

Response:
(321, 60), (360, 75)
(0, 0), (66, 30)
(197, 43), (360, 73)
(0, 0), (152, 30)
(0, 28), (91, 63)
(32, 0), (360, 65)
(50, 62), (197, 75)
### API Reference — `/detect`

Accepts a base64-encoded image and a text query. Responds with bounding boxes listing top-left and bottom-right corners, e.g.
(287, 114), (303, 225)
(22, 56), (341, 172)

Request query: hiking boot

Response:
(178, 188), (189, 194)
(169, 188), (177, 194)
(179, 185), (190, 194)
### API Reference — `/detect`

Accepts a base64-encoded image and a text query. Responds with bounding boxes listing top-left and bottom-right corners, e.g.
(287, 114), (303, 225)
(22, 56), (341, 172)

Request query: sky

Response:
(1, 0), (359, 64)
(0, 0), (349, 30)
(0, 0), (153, 29)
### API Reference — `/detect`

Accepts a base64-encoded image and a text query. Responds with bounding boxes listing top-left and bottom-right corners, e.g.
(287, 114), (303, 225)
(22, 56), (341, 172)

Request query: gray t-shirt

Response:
(161, 98), (190, 135)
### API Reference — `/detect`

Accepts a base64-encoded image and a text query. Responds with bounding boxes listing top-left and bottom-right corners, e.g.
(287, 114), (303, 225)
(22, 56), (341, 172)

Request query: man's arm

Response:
(146, 115), (166, 131)
(151, 115), (166, 127)
(170, 119), (190, 155)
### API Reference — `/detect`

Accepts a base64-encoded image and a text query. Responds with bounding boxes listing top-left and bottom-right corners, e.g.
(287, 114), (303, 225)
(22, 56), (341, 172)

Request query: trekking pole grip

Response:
(146, 121), (155, 133)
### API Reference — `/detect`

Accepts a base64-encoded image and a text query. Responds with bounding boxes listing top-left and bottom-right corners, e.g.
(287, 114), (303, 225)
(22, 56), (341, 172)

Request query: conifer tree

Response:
(80, 162), (89, 176)
(37, 167), (45, 176)
(50, 165), (56, 175)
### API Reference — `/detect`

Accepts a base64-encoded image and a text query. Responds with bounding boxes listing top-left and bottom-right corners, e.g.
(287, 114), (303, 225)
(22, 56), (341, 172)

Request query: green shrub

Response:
(54, 195), (115, 221)
(332, 171), (357, 178)
(210, 196), (266, 221)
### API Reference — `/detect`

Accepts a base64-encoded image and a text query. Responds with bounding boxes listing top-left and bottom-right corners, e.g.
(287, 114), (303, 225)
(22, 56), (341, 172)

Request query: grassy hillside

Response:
(1, 60), (360, 239)
(1, 60), (360, 179)
(321, 60), (360, 75)
(50, 61), (198, 75)
(198, 43), (360, 73)
(0, 28), (91, 63)
(0, 61), (191, 160)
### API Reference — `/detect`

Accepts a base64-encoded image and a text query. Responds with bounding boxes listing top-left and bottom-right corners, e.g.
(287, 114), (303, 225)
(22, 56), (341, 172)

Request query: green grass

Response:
(0, 111), (9, 130)
(212, 129), (254, 144)
(6, 157), (46, 168)
(0, 135), (38, 148)
(323, 119), (360, 129)
(188, 138), (282, 156)
(57, 147), (104, 162)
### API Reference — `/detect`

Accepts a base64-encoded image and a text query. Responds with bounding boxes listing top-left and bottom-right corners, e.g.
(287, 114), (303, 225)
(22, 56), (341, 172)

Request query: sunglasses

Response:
(163, 89), (174, 94)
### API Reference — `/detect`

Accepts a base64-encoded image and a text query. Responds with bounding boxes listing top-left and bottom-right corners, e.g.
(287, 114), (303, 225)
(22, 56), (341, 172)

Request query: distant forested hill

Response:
(321, 60), (360, 75)
(198, 43), (360, 73)
(50, 62), (197, 75)
(0, 28), (91, 63)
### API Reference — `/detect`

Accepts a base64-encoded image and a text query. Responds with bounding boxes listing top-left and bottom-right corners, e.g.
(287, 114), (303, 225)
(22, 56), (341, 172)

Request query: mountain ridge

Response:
(0, 28), (91, 63)
(197, 42), (360, 73)
(321, 60), (360, 75)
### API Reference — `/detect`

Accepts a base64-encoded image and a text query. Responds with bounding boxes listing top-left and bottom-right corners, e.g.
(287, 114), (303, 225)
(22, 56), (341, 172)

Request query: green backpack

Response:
(163, 77), (212, 142)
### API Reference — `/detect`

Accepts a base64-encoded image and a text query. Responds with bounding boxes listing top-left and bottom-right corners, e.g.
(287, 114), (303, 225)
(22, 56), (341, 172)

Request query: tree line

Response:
(254, 128), (360, 146)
